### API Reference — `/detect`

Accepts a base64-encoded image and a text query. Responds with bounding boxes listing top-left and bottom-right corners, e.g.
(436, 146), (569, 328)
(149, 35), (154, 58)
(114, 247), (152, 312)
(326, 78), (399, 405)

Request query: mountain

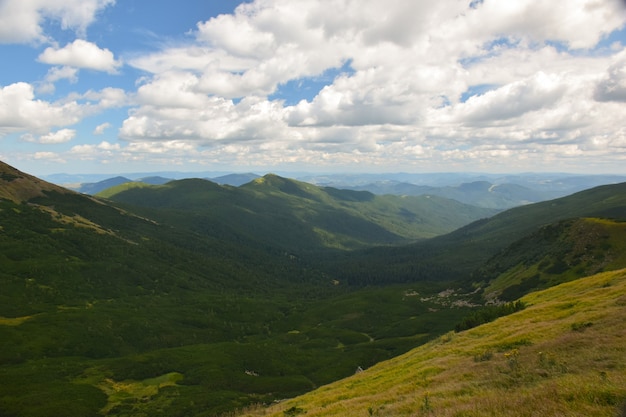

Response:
(210, 172), (261, 186)
(333, 182), (626, 285)
(0, 162), (494, 416)
(343, 180), (545, 209)
(136, 175), (173, 185)
(2, 160), (626, 417)
(0, 161), (72, 203)
(237, 267), (626, 417)
(49, 171), (626, 209)
(78, 176), (133, 194)
(99, 174), (498, 253)
(474, 217), (626, 301)
(307, 173), (626, 209)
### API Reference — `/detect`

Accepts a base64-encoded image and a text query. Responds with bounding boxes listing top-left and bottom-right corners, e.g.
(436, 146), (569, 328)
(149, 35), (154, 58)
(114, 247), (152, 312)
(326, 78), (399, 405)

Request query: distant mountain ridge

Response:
(3, 159), (626, 417)
(55, 170), (626, 210)
(331, 181), (626, 285)
(100, 173), (498, 252)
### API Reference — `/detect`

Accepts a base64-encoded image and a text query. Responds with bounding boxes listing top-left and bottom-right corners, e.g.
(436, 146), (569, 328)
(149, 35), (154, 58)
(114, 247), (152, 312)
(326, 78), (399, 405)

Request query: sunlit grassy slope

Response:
(239, 268), (626, 417)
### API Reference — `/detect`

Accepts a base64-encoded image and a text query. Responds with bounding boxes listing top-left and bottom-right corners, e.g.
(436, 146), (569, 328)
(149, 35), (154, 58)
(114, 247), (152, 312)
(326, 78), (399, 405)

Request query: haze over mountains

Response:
(46, 171), (626, 209)
(2, 160), (626, 416)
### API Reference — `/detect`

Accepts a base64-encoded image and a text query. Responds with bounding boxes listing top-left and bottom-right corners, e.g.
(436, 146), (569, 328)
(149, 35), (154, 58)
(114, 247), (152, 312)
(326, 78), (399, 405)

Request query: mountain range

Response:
(50, 171), (626, 209)
(1, 160), (626, 416)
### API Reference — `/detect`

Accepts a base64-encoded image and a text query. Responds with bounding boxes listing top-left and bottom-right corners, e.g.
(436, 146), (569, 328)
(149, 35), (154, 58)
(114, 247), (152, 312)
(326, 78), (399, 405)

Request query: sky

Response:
(1, 0), (626, 176)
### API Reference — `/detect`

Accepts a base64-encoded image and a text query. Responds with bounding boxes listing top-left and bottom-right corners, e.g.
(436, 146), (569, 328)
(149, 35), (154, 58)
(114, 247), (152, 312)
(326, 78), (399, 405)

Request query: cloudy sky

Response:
(1, 0), (626, 176)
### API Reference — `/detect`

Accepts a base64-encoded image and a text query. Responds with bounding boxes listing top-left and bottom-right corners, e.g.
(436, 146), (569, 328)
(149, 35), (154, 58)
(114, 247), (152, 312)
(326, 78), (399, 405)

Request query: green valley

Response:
(1, 160), (626, 416)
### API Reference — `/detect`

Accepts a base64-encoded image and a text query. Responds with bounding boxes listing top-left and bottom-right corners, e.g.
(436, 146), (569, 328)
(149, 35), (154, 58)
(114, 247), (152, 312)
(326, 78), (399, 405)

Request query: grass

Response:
(94, 371), (184, 414)
(237, 268), (626, 417)
(0, 315), (35, 326)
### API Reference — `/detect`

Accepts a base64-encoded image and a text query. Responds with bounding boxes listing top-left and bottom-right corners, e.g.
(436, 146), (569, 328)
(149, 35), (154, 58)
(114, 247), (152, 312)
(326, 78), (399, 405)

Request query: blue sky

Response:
(1, 0), (626, 176)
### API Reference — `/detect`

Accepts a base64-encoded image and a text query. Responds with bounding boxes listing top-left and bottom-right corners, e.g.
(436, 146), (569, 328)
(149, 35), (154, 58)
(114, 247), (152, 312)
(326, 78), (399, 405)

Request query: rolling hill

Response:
(2, 160), (626, 416)
(332, 182), (626, 285)
(98, 173), (498, 253)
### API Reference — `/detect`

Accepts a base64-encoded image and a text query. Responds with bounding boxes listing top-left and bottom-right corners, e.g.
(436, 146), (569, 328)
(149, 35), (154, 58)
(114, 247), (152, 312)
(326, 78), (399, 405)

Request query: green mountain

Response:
(334, 182), (626, 285)
(475, 217), (626, 301)
(98, 173), (497, 253)
(0, 163), (491, 417)
(2, 160), (626, 417)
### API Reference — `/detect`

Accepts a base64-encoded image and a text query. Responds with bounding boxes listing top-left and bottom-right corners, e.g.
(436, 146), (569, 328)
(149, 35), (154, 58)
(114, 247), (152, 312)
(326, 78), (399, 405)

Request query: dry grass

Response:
(237, 269), (626, 417)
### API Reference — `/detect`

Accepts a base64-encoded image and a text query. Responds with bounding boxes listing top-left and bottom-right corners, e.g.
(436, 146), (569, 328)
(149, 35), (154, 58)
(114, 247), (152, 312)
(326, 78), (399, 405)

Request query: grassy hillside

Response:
(333, 182), (626, 285)
(0, 191), (476, 416)
(99, 174), (497, 253)
(474, 217), (626, 301)
(0, 162), (481, 416)
(239, 268), (626, 417)
(3, 161), (626, 416)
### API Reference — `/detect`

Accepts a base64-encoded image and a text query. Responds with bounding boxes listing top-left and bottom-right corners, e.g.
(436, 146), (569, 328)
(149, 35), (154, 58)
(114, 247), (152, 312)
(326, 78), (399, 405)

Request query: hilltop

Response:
(98, 173), (497, 252)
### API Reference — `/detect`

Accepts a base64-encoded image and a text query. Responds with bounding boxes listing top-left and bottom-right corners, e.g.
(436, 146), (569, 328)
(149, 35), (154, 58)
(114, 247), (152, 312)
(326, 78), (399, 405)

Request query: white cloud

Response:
(94, 122), (112, 135)
(449, 72), (567, 125)
(45, 66), (79, 84)
(0, 82), (126, 137)
(33, 151), (65, 163)
(82, 87), (128, 108)
(21, 128), (76, 144)
(109, 0), (626, 172)
(594, 52), (626, 102)
(36, 66), (80, 94)
(38, 39), (121, 73)
(0, 82), (83, 135)
(0, 0), (115, 44)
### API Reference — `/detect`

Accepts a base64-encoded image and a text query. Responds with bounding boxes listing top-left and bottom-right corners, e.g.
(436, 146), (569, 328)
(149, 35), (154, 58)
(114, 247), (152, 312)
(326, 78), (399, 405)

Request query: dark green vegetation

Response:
(99, 173), (497, 252)
(2, 160), (626, 417)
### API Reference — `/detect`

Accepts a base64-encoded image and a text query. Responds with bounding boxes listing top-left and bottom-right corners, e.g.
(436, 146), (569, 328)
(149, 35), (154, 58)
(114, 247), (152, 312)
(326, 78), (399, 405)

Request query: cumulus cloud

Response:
(16, 0), (625, 173)
(94, 122), (111, 135)
(0, 0), (115, 44)
(594, 54), (626, 102)
(0, 82), (83, 135)
(0, 82), (126, 137)
(21, 128), (76, 144)
(449, 72), (567, 125)
(38, 39), (121, 73)
(33, 151), (65, 163)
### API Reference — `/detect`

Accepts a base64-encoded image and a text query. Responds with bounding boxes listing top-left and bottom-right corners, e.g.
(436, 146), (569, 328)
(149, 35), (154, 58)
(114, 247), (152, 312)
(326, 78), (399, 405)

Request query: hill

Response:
(210, 172), (261, 186)
(239, 268), (626, 417)
(0, 161), (72, 203)
(2, 160), (626, 416)
(0, 162), (491, 416)
(332, 182), (626, 285)
(346, 180), (546, 209)
(78, 176), (133, 195)
(99, 174), (498, 253)
(475, 217), (626, 301)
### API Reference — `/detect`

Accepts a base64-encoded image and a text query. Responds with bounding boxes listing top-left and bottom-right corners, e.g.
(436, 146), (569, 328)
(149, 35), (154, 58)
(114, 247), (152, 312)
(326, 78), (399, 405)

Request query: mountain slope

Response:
(475, 217), (626, 301)
(347, 180), (546, 209)
(78, 176), (133, 195)
(100, 174), (498, 253)
(0, 162), (484, 416)
(239, 268), (626, 417)
(335, 182), (626, 285)
(3, 161), (626, 417)
(0, 161), (72, 203)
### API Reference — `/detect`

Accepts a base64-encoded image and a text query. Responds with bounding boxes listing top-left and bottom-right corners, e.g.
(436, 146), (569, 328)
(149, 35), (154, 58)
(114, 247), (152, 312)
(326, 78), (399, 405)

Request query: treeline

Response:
(454, 300), (526, 332)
